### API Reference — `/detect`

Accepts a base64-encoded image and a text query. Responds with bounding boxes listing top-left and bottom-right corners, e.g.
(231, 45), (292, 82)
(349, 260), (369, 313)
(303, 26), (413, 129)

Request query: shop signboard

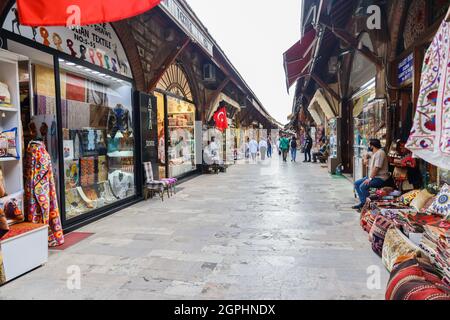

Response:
(137, 92), (158, 167)
(1, 4), (132, 78)
(160, 0), (214, 56)
(398, 53), (414, 86)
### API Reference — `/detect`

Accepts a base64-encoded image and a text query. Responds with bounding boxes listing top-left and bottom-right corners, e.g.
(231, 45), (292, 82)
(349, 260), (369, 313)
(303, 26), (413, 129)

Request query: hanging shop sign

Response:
(160, 0), (214, 56)
(2, 4), (132, 78)
(398, 53), (414, 86)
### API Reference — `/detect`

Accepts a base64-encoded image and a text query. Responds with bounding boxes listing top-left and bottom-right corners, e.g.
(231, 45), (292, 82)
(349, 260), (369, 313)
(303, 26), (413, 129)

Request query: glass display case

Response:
(328, 118), (338, 158)
(167, 96), (196, 178)
(58, 61), (135, 220)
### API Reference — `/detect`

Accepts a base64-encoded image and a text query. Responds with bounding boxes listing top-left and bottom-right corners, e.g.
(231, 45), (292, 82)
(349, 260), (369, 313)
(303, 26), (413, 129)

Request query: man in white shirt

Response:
(353, 139), (389, 211)
(249, 138), (259, 163)
(209, 136), (221, 164)
(259, 138), (268, 161)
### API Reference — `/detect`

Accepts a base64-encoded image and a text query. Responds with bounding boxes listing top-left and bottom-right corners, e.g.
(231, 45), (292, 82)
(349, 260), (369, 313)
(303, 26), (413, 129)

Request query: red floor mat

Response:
(50, 232), (94, 251)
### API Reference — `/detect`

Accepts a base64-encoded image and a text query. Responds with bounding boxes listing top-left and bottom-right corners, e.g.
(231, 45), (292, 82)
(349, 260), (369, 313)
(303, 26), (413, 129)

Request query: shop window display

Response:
(167, 96), (196, 178)
(155, 92), (166, 179)
(58, 60), (135, 220)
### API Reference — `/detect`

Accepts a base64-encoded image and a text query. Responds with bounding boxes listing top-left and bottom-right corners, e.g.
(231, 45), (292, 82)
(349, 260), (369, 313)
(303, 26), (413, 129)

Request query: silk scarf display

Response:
(24, 141), (64, 247)
(406, 20), (450, 170)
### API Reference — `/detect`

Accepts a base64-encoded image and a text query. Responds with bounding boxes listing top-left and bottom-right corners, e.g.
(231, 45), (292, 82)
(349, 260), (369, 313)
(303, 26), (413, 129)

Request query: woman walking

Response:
(290, 136), (298, 162)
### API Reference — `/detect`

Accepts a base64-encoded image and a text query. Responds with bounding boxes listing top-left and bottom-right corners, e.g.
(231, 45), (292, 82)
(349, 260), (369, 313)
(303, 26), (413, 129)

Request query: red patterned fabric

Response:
(17, 0), (161, 26)
(386, 257), (450, 300)
(369, 215), (394, 257)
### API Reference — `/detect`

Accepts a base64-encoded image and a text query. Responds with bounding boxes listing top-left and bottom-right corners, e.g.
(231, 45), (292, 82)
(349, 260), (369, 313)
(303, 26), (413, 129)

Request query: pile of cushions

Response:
(360, 184), (450, 299)
(420, 225), (450, 286)
(386, 255), (450, 300)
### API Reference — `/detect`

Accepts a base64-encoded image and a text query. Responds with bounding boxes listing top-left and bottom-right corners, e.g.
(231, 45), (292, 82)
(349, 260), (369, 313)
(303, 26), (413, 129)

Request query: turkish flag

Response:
(17, 0), (161, 27)
(213, 106), (228, 132)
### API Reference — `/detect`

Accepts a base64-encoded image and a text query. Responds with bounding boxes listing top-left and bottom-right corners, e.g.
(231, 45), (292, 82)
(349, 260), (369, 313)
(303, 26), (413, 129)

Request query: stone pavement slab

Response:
(0, 157), (388, 300)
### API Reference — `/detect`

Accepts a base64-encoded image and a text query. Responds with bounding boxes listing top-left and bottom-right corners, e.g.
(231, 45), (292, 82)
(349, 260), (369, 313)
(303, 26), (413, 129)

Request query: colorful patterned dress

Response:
(25, 141), (64, 247)
(406, 20), (450, 170)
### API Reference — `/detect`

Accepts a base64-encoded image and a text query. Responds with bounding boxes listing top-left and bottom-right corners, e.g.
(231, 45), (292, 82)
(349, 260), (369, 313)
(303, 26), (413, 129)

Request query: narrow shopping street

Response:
(0, 157), (388, 300)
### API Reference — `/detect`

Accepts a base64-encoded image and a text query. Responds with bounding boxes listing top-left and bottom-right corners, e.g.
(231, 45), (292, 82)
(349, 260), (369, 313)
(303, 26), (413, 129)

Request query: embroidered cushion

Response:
(420, 197), (436, 214)
(410, 189), (434, 212)
(399, 190), (421, 206)
(382, 228), (421, 272)
(427, 184), (450, 218)
(369, 215), (394, 257)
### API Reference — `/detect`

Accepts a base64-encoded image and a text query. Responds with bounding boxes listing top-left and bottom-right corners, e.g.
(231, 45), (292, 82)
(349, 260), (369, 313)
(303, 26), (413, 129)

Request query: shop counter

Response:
(1, 223), (48, 283)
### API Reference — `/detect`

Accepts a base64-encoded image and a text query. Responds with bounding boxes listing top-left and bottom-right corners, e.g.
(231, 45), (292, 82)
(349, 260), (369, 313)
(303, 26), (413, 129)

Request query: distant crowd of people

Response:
(277, 132), (329, 163)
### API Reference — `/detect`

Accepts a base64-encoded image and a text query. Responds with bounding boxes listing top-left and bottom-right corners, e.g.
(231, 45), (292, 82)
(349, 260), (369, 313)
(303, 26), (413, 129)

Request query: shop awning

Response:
(308, 102), (324, 127)
(283, 29), (317, 90)
(17, 0), (161, 26)
(207, 93), (241, 121)
(309, 89), (338, 121)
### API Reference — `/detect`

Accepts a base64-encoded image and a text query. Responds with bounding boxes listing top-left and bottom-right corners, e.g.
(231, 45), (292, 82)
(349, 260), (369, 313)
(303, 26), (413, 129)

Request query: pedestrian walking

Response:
(303, 132), (313, 163)
(249, 137), (259, 163)
(259, 138), (268, 161)
(279, 135), (290, 162)
(276, 138), (281, 156)
(267, 137), (273, 158)
(244, 137), (250, 162)
(290, 136), (298, 162)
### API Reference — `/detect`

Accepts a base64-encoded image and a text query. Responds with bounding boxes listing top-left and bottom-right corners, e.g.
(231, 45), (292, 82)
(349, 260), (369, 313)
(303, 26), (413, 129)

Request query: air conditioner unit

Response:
(203, 63), (216, 82)
(328, 56), (338, 75)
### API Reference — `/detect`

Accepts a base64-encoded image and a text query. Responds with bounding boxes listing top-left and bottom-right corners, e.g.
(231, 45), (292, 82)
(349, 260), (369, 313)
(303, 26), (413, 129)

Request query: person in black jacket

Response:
(303, 133), (313, 163)
(290, 136), (298, 162)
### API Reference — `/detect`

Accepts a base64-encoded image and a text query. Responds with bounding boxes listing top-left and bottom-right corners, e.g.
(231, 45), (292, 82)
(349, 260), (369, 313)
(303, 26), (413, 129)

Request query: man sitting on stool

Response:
(312, 140), (329, 163)
(352, 139), (390, 211)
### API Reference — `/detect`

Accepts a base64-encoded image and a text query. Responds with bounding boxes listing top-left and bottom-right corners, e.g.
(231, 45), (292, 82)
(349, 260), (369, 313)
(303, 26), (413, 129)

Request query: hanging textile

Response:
(25, 141), (64, 247)
(406, 20), (450, 170)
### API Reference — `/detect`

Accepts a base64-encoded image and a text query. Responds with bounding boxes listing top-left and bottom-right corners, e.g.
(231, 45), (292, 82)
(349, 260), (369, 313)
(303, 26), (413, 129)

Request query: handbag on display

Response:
(0, 168), (6, 198)
(393, 167), (408, 181)
(0, 209), (9, 238)
(4, 198), (24, 223)
(0, 82), (11, 107)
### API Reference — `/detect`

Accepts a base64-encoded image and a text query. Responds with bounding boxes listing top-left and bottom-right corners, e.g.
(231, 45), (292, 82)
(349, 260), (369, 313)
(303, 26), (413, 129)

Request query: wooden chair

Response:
(143, 162), (170, 201)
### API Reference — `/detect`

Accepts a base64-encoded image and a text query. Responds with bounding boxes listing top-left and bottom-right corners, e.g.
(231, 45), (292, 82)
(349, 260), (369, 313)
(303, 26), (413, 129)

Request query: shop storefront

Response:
(0, 0), (145, 285)
(307, 88), (340, 172)
(348, 32), (387, 181)
(206, 93), (241, 165)
(0, 2), (140, 232)
(155, 63), (198, 179)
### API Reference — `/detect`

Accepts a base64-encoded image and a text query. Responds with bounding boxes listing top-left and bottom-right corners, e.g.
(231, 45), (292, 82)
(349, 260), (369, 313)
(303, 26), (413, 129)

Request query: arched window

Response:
(156, 63), (193, 102)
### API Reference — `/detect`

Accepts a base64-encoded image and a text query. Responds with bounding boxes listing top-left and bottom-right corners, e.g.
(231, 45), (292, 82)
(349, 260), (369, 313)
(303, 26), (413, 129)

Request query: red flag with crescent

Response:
(213, 106), (228, 132)
(17, 0), (161, 27)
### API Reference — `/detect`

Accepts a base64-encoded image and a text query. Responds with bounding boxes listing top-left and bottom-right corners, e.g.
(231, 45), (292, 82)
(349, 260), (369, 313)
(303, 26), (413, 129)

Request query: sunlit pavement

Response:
(0, 155), (388, 300)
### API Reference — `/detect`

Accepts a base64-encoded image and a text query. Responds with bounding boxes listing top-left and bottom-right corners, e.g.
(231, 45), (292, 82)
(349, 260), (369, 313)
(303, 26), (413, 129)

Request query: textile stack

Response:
(359, 184), (450, 300)
(420, 226), (450, 286)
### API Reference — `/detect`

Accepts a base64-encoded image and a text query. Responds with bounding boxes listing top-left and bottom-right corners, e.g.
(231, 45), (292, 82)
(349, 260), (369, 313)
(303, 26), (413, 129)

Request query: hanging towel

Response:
(406, 20), (450, 170)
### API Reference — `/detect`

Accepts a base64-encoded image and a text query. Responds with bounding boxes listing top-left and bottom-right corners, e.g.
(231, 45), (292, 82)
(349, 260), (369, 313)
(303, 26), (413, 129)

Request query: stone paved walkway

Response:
(0, 156), (388, 300)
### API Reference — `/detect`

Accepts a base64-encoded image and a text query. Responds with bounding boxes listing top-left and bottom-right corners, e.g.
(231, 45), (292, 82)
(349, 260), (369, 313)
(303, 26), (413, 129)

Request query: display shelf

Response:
(0, 157), (19, 162)
(0, 106), (18, 112)
(1, 223), (48, 284)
